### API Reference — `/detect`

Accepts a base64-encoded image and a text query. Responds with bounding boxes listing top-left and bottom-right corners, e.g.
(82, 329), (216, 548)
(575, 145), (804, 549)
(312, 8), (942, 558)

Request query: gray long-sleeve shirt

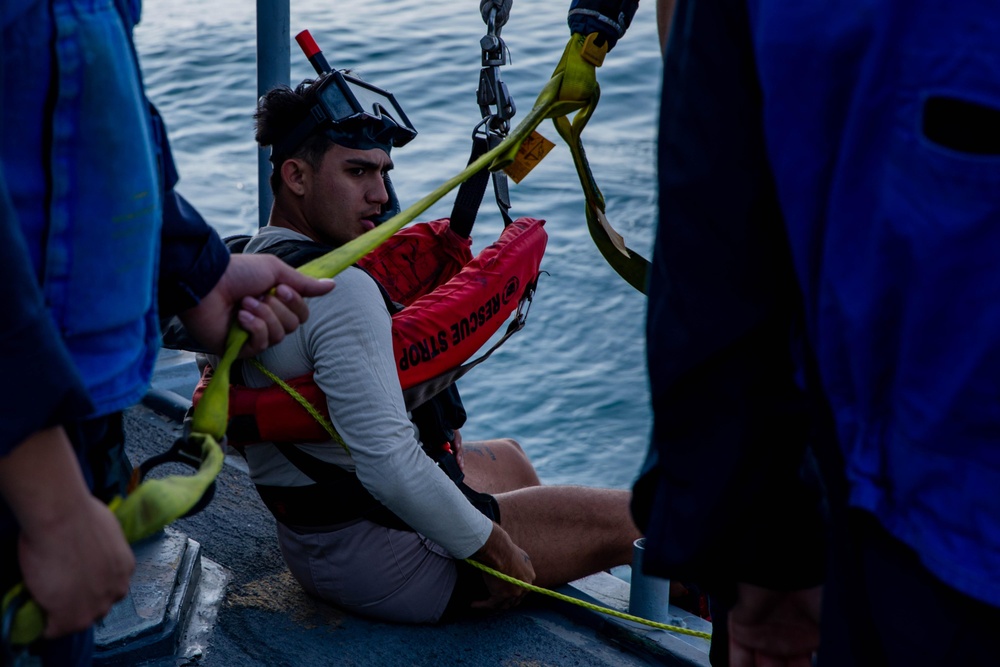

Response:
(241, 226), (492, 559)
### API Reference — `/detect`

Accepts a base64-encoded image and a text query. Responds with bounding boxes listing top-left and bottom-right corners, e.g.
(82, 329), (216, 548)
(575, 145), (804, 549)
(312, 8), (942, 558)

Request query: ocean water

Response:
(135, 0), (662, 489)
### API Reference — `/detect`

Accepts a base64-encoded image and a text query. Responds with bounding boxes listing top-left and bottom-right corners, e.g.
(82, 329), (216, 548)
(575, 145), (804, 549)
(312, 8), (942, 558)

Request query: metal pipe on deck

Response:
(256, 0), (290, 228)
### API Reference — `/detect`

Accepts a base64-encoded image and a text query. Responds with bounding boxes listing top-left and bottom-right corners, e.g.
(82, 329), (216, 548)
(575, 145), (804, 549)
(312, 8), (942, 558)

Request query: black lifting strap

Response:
(449, 0), (516, 238)
(449, 135), (513, 238)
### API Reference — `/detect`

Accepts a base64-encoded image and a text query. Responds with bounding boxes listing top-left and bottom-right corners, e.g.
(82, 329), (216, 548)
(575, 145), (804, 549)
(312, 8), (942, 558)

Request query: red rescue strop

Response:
(192, 216), (547, 446)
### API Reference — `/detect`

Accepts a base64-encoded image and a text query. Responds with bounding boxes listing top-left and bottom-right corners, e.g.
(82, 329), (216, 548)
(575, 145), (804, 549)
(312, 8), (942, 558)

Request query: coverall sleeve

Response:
(150, 105), (230, 318)
(0, 173), (92, 456)
(631, 0), (826, 600)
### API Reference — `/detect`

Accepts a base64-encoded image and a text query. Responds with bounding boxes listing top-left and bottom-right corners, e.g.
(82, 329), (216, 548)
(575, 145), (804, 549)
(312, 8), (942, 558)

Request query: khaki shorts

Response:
(277, 520), (458, 624)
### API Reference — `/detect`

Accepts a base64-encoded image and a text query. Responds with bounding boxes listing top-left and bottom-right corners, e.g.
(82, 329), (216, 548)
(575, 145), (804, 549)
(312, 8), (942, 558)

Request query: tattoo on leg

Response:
(468, 445), (498, 461)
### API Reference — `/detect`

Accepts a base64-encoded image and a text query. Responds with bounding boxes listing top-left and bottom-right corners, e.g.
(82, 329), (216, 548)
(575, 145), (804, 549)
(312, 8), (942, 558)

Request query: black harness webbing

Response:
(449, 135), (513, 238)
(259, 439), (499, 532)
(261, 442), (410, 530)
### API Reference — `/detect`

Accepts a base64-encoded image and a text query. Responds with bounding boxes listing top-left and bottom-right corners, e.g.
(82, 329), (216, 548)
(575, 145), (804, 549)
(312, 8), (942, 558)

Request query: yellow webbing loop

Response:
(491, 33), (650, 292)
(233, 31), (669, 638)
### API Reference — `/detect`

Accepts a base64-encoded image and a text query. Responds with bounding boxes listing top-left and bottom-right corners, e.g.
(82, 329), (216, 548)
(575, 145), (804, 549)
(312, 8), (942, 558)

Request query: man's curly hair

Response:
(254, 76), (333, 194)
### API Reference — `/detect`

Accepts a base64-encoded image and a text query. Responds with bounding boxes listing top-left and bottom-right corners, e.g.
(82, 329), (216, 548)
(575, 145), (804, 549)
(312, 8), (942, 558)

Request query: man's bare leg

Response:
(459, 440), (638, 588)
(461, 438), (541, 494)
(493, 486), (640, 587)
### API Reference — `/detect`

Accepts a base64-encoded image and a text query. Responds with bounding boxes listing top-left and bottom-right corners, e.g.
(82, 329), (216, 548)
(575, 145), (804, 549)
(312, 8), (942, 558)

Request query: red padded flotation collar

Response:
(193, 217), (547, 446)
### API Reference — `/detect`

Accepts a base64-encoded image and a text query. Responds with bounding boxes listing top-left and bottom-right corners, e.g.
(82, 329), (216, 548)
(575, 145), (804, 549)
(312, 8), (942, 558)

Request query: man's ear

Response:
(280, 158), (309, 196)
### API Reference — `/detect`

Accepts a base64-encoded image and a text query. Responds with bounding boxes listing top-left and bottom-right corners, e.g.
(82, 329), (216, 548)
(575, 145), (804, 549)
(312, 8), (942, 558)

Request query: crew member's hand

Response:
(22, 495), (135, 638)
(728, 583), (822, 667)
(180, 253), (335, 358)
(470, 522), (535, 610)
(1, 427), (135, 638)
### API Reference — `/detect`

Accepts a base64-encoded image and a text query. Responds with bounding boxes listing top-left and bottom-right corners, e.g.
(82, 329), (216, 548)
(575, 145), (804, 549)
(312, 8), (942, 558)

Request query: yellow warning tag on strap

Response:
(503, 131), (556, 183)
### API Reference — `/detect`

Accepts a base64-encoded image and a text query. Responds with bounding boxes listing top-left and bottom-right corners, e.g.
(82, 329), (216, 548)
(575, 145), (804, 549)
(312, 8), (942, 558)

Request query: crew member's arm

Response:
(178, 251), (334, 358)
(0, 428), (136, 638)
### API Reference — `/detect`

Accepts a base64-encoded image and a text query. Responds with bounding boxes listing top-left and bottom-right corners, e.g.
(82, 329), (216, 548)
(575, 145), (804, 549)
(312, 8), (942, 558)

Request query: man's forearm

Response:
(0, 427), (91, 532)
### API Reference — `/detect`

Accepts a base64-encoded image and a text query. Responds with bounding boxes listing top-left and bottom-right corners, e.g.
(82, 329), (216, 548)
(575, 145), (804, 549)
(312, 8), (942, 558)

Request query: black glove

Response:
(567, 0), (639, 52)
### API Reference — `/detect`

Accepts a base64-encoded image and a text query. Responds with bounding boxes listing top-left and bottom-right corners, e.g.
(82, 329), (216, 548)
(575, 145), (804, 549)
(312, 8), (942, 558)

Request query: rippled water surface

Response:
(136, 0), (662, 488)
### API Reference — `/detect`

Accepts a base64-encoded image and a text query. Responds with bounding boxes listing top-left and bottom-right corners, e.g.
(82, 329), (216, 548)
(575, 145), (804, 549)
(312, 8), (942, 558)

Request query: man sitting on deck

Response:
(225, 70), (643, 624)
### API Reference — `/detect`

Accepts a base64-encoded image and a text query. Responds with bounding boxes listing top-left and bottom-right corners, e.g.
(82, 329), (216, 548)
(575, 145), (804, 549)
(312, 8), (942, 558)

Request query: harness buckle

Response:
(514, 279), (537, 329)
(581, 32), (609, 67)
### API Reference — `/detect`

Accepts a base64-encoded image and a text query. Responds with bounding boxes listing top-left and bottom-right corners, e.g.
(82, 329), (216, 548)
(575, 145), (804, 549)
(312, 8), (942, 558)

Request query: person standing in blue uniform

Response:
(0, 1), (333, 664)
(632, 0), (1000, 665)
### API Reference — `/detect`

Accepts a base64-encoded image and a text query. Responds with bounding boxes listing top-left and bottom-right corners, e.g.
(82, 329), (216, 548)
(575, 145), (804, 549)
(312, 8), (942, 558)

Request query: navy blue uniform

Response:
(2, 0), (228, 662)
(634, 1), (1000, 664)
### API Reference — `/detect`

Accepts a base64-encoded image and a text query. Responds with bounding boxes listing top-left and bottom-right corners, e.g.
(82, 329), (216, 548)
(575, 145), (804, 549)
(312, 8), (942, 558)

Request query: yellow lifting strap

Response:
(2, 31), (659, 648)
(493, 32), (651, 293)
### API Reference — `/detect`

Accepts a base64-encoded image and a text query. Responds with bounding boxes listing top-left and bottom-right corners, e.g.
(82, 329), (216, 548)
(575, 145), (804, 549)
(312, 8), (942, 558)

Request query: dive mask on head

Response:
(271, 69), (417, 163)
(271, 30), (415, 224)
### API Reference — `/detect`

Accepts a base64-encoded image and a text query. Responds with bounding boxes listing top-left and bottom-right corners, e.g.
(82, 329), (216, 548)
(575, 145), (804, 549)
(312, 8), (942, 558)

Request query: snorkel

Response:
(272, 30), (416, 223)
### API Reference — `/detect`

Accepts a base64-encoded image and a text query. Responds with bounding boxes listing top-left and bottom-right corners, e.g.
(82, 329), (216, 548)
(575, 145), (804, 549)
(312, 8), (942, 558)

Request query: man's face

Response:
(301, 143), (394, 247)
